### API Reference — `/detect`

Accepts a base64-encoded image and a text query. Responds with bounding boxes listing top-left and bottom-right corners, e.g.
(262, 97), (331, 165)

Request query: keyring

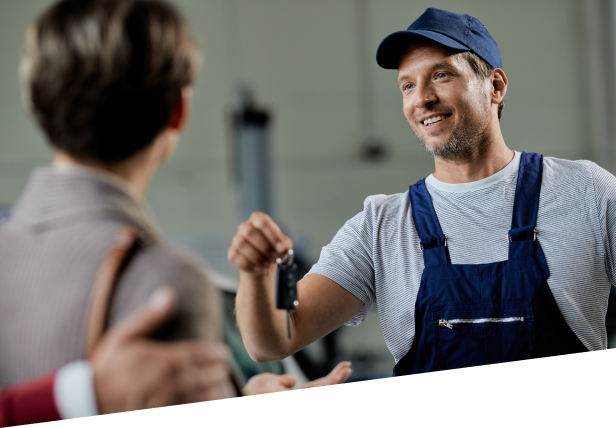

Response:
(276, 249), (294, 269)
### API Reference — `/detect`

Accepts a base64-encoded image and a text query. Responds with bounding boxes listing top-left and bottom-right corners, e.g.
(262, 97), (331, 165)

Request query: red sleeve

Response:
(0, 372), (62, 427)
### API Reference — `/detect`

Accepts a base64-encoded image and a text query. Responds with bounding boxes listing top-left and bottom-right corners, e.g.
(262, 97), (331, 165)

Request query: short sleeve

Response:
(588, 162), (616, 287)
(307, 197), (377, 326)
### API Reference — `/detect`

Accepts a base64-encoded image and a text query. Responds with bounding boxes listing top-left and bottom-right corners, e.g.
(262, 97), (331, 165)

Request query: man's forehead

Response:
(397, 43), (464, 75)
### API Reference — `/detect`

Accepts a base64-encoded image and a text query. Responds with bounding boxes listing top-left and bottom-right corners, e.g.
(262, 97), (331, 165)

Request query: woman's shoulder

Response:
(113, 237), (224, 342)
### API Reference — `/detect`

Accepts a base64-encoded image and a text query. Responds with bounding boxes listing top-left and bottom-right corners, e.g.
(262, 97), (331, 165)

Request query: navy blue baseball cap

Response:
(376, 8), (502, 70)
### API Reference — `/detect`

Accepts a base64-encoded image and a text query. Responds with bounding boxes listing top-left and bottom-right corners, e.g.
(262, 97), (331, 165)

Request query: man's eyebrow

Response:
(429, 62), (455, 72)
(397, 73), (411, 86)
(397, 62), (457, 86)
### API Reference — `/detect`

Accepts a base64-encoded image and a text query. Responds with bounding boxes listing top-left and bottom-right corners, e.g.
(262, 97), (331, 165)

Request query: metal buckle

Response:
(419, 236), (447, 251)
(507, 228), (537, 242)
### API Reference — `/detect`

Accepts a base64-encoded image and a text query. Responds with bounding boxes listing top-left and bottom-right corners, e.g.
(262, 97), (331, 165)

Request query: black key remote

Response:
(276, 250), (298, 339)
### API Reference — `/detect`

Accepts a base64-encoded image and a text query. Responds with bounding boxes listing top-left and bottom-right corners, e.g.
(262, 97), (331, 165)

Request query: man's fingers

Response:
(228, 212), (294, 272)
(248, 212), (292, 255)
(301, 362), (352, 389)
(234, 235), (270, 266)
(228, 246), (266, 273)
(237, 223), (276, 261)
(109, 287), (177, 341)
(228, 234), (269, 272)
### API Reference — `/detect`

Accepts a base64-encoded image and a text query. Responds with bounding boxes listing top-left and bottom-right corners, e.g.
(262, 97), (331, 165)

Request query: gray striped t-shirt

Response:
(307, 151), (616, 363)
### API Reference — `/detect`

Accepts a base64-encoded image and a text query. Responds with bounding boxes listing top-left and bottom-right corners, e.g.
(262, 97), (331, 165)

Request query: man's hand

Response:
(91, 287), (232, 413)
(228, 212), (293, 274)
(242, 362), (352, 395)
(231, 212), (365, 364)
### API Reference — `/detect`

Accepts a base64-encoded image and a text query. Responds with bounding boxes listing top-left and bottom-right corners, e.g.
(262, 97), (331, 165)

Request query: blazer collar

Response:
(9, 165), (160, 238)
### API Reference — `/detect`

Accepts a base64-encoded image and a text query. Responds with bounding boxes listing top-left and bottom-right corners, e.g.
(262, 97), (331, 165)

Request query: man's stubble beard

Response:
(412, 95), (491, 161)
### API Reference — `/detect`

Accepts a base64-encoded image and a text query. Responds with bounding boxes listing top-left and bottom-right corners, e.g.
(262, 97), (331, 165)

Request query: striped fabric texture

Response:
(308, 152), (615, 363)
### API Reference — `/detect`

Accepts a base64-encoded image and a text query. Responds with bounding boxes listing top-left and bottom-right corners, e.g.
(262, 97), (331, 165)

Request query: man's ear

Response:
(491, 69), (507, 105)
(167, 87), (193, 132)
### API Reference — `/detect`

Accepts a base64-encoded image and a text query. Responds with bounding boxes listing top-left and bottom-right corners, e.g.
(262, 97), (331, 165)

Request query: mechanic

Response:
(229, 8), (615, 375)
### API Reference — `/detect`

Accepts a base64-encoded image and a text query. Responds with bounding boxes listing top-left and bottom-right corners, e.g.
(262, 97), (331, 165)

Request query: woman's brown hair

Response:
(20, 0), (202, 162)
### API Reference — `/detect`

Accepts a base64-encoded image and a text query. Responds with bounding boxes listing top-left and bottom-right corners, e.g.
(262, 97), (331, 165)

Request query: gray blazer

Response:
(0, 166), (223, 385)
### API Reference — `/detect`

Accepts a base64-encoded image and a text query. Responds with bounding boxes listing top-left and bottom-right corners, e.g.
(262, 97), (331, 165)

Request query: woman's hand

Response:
(242, 361), (352, 396)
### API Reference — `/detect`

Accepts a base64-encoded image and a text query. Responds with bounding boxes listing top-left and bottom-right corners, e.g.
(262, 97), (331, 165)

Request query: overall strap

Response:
(509, 152), (543, 240)
(508, 152), (549, 277)
(410, 179), (450, 267)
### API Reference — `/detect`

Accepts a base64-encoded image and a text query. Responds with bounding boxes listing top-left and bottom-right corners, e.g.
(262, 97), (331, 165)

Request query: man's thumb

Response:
(111, 287), (177, 340)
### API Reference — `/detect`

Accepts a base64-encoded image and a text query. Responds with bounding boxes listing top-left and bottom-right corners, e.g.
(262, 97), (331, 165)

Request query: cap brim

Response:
(376, 30), (469, 69)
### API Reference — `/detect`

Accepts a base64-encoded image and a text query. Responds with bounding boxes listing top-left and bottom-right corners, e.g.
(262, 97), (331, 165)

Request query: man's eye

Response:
(404, 83), (414, 91)
(436, 72), (447, 79)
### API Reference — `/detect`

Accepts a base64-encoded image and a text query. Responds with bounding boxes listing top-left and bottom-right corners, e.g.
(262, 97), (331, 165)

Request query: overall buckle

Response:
(419, 236), (447, 251)
(507, 228), (537, 242)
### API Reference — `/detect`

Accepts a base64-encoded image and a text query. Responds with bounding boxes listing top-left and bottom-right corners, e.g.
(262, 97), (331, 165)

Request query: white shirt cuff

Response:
(53, 360), (99, 419)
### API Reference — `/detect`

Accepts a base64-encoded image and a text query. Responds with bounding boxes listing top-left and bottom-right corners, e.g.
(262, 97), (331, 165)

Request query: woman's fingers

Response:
(301, 362), (353, 389)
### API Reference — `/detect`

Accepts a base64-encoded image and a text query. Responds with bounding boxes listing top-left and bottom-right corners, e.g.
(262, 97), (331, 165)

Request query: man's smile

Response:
(419, 113), (453, 129)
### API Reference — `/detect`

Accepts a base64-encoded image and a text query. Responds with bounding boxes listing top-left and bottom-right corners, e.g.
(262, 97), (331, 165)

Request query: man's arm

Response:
(589, 162), (616, 286)
(230, 212), (365, 362)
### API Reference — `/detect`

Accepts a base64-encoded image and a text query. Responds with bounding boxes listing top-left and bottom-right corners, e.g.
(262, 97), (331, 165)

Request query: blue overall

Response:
(393, 152), (588, 376)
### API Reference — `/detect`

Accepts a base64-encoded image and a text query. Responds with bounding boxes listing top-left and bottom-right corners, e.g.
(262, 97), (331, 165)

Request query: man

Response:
(230, 8), (616, 374)
(1, 287), (231, 426)
(0, 0), (350, 409)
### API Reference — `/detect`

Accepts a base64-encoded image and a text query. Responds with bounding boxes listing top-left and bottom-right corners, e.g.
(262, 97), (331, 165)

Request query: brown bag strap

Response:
(84, 226), (140, 358)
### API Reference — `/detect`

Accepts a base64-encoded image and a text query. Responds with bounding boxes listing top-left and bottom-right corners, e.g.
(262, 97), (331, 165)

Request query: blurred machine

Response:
(229, 89), (274, 222)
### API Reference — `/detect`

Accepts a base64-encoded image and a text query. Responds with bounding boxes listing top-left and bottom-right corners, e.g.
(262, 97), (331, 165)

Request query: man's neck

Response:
(432, 135), (514, 184)
(52, 152), (153, 199)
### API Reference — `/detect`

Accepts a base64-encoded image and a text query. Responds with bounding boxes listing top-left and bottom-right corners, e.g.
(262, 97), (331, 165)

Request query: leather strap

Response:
(85, 226), (140, 358)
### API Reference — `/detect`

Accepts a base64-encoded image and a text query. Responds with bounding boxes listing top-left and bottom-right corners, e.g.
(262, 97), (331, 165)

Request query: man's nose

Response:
(414, 83), (438, 109)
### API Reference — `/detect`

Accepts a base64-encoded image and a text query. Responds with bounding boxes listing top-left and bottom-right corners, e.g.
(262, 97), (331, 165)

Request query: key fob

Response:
(275, 251), (299, 311)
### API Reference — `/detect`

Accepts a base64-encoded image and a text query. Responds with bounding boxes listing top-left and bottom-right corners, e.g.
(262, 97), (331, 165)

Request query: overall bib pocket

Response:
(432, 300), (536, 370)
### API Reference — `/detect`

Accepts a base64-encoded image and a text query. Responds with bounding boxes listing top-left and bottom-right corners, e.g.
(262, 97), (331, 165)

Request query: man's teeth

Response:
(423, 115), (445, 126)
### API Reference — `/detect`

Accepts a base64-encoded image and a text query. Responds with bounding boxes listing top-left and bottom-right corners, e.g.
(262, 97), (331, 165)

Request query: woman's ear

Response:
(491, 68), (508, 105)
(167, 86), (193, 132)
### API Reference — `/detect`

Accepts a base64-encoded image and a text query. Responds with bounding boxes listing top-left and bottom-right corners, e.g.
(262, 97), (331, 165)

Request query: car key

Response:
(276, 249), (299, 339)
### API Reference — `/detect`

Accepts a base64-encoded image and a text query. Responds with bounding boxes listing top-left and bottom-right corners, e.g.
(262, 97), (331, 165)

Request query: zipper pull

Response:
(439, 319), (453, 329)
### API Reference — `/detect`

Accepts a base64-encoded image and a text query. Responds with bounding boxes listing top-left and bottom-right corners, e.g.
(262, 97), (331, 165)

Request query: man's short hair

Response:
(460, 51), (505, 121)
(20, 0), (202, 162)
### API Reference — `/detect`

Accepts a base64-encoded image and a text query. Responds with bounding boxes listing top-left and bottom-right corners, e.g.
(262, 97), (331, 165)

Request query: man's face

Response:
(397, 43), (493, 160)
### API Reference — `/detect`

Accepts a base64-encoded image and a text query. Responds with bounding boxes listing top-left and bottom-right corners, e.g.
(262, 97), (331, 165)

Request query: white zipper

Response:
(438, 317), (525, 330)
